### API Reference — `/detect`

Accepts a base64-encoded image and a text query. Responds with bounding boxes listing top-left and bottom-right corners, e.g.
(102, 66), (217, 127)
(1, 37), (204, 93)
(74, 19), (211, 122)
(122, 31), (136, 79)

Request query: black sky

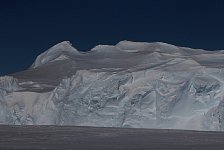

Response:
(0, 0), (224, 75)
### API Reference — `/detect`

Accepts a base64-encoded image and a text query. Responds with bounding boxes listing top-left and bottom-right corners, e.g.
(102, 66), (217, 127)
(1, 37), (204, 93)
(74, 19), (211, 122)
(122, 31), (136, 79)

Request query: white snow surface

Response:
(31, 41), (80, 68)
(1, 40), (224, 131)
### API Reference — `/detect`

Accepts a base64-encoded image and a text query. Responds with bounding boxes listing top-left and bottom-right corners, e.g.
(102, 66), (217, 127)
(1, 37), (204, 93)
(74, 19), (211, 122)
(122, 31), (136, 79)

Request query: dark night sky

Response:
(0, 0), (224, 75)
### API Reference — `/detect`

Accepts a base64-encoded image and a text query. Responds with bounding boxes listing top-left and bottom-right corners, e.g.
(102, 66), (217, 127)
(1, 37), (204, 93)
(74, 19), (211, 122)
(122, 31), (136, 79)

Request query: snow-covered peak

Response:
(154, 42), (179, 49)
(30, 40), (222, 69)
(116, 40), (151, 51)
(53, 41), (76, 50)
(31, 41), (80, 68)
(115, 40), (180, 53)
(90, 45), (116, 51)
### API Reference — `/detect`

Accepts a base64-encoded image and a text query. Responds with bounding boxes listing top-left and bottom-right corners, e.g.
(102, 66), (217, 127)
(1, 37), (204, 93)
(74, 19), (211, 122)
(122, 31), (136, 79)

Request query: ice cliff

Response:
(1, 40), (224, 131)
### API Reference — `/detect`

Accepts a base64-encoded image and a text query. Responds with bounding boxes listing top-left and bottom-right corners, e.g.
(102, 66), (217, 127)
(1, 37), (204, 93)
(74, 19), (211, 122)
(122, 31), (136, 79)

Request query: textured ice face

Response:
(1, 41), (224, 131)
(0, 76), (21, 124)
(0, 76), (21, 92)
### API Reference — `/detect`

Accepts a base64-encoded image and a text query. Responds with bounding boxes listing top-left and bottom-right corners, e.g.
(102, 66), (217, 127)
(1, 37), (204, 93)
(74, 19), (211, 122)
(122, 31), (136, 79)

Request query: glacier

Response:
(1, 40), (224, 131)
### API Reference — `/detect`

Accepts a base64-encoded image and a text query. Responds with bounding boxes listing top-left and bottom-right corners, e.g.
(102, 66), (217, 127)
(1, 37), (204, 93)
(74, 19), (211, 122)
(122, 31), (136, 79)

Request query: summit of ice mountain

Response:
(115, 40), (180, 53)
(31, 41), (80, 68)
(31, 40), (185, 69)
(30, 40), (224, 69)
(115, 40), (224, 56)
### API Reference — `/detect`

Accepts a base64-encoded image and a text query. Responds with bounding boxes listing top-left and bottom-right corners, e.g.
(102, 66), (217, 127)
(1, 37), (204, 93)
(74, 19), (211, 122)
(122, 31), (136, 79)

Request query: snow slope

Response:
(1, 41), (224, 131)
(31, 41), (80, 68)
